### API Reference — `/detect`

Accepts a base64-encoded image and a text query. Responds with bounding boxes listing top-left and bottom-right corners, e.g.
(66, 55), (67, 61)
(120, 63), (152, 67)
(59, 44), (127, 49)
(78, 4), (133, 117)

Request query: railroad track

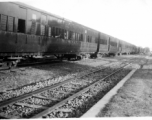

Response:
(0, 62), (129, 118)
(32, 64), (131, 118)
(0, 62), (123, 102)
(0, 58), (113, 72)
(0, 59), (62, 71)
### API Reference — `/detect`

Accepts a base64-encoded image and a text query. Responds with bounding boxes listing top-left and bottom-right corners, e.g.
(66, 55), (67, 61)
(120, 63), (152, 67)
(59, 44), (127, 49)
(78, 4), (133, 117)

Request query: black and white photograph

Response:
(0, 0), (152, 119)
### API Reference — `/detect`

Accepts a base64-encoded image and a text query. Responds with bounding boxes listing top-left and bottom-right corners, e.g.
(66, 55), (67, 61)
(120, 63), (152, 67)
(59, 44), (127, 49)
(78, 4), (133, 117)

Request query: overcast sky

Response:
(3, 0), (152, 49)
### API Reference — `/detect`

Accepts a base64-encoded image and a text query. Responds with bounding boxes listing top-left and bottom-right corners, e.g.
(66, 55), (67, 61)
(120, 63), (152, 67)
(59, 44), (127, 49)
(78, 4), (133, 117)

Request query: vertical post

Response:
(94, 32), (100, 57)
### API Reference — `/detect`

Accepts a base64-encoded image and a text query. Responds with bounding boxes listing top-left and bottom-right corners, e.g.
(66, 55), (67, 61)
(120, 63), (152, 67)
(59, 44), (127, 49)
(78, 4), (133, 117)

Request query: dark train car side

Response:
(0, 2), (140, 67)
(0, 2), (99, 65)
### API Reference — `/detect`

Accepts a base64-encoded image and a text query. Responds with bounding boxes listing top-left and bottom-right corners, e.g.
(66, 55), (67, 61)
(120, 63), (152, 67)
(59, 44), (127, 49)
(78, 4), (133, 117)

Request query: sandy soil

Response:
(97, 69), (152, 117)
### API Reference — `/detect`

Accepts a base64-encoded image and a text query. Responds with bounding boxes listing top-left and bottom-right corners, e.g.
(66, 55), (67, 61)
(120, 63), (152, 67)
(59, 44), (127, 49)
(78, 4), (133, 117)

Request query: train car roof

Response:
(11, 2), (101, 34)
(10, 2), (137, 47)
(11, 2), (64, 20)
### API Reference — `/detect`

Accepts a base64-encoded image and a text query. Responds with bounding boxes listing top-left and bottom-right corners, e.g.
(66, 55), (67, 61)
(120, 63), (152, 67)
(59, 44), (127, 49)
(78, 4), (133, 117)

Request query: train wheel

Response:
(59, 57), (63, 62)
(7, 62), (13, 69)
(13, 61), (18, 67)
(77, 56), (82, 60)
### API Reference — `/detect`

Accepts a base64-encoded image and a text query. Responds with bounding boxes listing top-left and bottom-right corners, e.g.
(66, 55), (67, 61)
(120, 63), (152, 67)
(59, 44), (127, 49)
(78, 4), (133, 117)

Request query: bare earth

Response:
(0, 62), (93, 92)
(1, 55), (151, 117)
(0, 58), (117, 92)
(98, 68), (152, 117)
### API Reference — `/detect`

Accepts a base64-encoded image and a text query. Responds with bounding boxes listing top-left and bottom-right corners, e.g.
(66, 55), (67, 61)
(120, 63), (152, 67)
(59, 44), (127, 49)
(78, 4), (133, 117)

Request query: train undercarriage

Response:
(0, 51), (133, 69)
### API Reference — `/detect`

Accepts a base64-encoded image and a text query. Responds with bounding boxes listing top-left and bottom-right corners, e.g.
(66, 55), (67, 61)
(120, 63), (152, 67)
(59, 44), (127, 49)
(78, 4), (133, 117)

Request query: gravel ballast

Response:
(81, 68), (137, 117)
(0, 62), (96, 92)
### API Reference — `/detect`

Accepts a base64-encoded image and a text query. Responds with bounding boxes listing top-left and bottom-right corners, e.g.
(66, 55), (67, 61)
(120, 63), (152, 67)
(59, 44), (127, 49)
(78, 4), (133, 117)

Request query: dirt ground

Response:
(0, 62), (93, 92)
(98, 66), (152, 117)
(0, 58), (119, 92)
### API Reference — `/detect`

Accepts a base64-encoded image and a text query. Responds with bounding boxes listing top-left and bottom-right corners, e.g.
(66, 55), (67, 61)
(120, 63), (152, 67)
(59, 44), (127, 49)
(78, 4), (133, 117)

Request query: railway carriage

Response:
(80, 27), (99, 58)
(98, 32), (109, 55)
(0, 2), (99, 61)
(120, 41), (130, 55)
(108, 37), (119, 56)
(117, 39), (122, 55)
(0, 2), (140, 67)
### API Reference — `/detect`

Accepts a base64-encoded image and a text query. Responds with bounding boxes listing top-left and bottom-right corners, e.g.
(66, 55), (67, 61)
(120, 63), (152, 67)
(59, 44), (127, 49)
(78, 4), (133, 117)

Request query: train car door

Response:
(18, 7), (26, 33)
(16, 7), (27, 53)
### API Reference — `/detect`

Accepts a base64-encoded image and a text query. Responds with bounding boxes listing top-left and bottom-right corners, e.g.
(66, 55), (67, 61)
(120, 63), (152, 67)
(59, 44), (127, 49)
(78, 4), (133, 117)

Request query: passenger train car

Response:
(0, 2), (140, 67)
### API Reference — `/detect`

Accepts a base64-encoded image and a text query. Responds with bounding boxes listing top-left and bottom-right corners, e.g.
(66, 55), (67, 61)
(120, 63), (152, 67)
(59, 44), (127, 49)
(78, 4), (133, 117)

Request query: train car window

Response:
(69, 31), (72, 40)
(68, 31), (71, 40)
(59, 29), (61, 38)
(51, 27), (55, 37)
(55, 27), (57, 36)
(90, 36), (92, 43)
(59, 28), (62, 38)
(18, 19), (25, 33)
(95, 38), (98, 43)
(75, 33), (77, 40)
(58, 28), (60, 36)
(80, 34), (83, 41)
(64, 30), (67, 39)
(72, 32), (75, 40)
(89, 36), (91, 42)
(69, 31), (73, 40)
(48, 27), (51, 37)
(58, 28), (61, 35)
(77, 34), (80, 41)
(113, 42), (117, 46)
(77, 33), (79, 41)
(55, 28), (59, 37)
(41, 14), (47, 25)
(7, 16), (14, 32)
(0, 14), (7, 31)
(75, 33), (76, 40)
(92, 37), (95, 43)
(71, 31), (73, 40)
(55, 28), (61, 38)
(61, 29), (64, 39)
(73, 32), (75, 40)
(56, 28), (58, 36)
(56, 28), (59, 36)
(119, 42), (122, 47)
(105, 39), (107, 44)
(87, 36), (89, 42)
(31, 20), (36, 34)
(110, 40), (117, 46)
(41, 25), (45, 35)
(76, 33), (78, 41)
(100, 39), (107, 45)
(66, 30), (69, 40)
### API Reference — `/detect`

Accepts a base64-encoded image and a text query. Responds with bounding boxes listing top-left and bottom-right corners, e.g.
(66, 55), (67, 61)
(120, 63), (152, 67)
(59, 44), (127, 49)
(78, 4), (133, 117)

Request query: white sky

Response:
(3, 0), (152, 49)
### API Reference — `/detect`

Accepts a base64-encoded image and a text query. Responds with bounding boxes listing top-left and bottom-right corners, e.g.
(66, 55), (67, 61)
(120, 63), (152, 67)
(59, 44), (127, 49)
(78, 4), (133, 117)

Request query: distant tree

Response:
(143, 47), (150, 54)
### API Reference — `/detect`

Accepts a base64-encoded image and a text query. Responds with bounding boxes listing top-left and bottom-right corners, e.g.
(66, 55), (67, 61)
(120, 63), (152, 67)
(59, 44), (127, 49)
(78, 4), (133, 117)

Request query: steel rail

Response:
(0, 62), (122, 109)
(32, 63), (130, 118)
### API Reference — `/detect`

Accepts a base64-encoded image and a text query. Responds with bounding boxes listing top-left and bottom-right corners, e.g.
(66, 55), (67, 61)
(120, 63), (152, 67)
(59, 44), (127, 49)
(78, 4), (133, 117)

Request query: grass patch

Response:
(97, 69), (152, 117)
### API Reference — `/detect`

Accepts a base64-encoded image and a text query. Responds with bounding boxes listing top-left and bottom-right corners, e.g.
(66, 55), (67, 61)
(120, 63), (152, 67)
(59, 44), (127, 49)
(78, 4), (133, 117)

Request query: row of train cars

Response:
(0, 2), (143, 67)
